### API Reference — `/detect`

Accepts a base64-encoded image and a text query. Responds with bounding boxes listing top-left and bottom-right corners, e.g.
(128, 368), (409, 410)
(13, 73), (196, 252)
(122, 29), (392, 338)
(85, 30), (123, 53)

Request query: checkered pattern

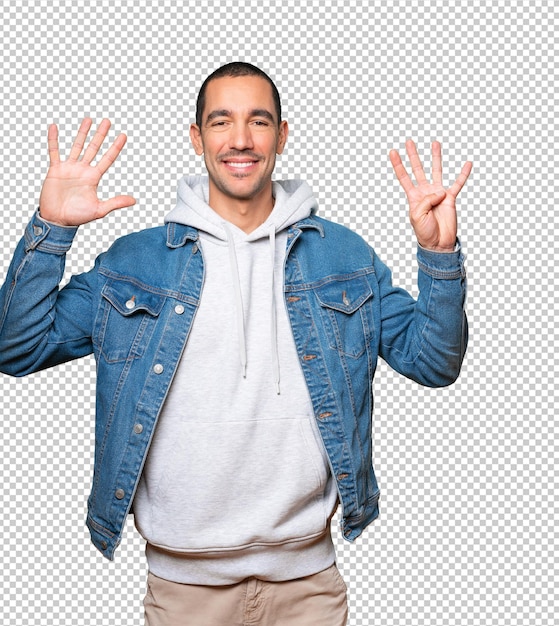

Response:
(1, 0), (556, 624)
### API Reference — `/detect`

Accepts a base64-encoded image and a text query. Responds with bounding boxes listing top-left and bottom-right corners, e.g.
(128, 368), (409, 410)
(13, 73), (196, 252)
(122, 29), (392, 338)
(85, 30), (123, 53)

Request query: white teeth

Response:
(227, 161), (254, 168)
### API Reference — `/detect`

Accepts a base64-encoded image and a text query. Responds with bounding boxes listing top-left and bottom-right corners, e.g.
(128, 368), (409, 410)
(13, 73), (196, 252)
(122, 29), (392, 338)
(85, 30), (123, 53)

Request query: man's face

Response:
(190, 76), (288, 208)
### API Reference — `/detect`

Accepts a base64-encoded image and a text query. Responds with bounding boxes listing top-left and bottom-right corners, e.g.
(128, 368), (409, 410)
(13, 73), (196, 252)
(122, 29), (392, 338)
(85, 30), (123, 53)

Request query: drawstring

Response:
(223, 222), (281, 394)
(224, 224), (247, 378)
(269, 224), (280, 394)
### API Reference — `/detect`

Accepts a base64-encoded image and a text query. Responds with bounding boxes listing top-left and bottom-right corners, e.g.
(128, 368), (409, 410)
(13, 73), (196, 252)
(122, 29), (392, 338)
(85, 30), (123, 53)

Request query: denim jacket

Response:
(0, 210), (467, 560)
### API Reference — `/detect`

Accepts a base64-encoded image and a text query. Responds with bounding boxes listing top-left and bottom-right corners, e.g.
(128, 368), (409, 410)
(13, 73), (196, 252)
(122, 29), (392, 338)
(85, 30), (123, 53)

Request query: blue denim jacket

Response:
(0, 211), (467, 560)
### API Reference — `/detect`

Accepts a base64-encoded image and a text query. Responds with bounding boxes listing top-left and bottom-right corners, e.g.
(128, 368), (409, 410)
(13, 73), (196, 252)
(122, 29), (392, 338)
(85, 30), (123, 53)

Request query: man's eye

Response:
(253, 120), (269, 127)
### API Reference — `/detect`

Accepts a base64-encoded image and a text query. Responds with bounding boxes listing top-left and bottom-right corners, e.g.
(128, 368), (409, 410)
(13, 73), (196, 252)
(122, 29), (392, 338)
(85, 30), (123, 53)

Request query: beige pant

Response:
(143, 563), (348, 626)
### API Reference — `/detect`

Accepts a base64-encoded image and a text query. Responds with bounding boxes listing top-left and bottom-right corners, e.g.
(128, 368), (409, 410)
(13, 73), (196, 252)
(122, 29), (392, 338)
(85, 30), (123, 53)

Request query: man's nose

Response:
(228, 123), (254, 150)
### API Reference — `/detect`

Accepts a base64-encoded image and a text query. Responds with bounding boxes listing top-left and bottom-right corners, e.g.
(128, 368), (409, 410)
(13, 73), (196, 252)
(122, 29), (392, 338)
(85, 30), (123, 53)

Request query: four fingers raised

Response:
(390, 139), (472, 194)
(55, 117), (127, 168)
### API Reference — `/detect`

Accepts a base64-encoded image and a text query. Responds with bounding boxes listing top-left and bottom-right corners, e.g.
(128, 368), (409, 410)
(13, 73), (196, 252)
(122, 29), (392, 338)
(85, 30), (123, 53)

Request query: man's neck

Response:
(208, 189), (275, 234)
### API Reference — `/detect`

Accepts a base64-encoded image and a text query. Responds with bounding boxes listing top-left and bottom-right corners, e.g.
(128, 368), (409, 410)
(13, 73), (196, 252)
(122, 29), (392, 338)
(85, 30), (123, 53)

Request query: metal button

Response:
(133, 423), (143, 434)
(153, 363), (164, 374)
(192, 244), (199, 254)
(174, 304), (185, 315)
(101, 540), (108, 550)
(115, 489), (125, 500)
(33, 225), (43, 236)
(125, 298), (136, 310)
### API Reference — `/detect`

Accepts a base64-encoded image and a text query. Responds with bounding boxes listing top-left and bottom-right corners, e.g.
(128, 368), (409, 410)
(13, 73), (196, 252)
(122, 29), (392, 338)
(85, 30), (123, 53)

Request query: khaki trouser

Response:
(144, 563), (348, 626)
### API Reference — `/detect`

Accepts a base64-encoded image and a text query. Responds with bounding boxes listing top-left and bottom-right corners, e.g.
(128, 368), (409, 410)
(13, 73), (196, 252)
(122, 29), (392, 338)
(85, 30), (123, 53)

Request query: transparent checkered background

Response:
(0, 1), (556, 624)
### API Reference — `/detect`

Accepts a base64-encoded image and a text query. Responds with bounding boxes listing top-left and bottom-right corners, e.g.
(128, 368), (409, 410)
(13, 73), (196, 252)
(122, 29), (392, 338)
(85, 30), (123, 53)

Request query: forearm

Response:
(0, 211), (91, 375)
(378, 243), (468, 387)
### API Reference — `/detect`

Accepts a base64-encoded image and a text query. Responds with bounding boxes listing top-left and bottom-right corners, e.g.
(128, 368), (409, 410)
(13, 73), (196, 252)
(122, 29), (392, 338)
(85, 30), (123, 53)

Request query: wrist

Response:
(37, 208), (76, 228)
(418, 240), (459, 253)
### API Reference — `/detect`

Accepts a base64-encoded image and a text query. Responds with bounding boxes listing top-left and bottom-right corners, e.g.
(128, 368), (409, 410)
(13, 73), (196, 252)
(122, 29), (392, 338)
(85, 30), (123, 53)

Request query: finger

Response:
(68, 118), (93, 161)
(411, 190), (447, 217)
(431, 140), (442, 185)
(81, 118), (112, 164)
(47, 123), (61, 166)
(389, 148), (414, 195)
(97, 195), (136, 218)
(406, 139), (428, 184)
(95, 132), (128, 176)
(448, 161), (473, 197)
(424, 189), (447, 208)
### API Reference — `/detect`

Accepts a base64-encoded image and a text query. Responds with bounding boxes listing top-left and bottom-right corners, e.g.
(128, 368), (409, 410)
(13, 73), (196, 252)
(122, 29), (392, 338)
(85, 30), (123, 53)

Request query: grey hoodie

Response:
(133, 176), (338, 585)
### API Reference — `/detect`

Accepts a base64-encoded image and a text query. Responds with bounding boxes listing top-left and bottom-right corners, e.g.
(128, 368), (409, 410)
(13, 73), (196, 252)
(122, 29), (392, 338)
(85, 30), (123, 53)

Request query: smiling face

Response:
(190, 75), (288, 224)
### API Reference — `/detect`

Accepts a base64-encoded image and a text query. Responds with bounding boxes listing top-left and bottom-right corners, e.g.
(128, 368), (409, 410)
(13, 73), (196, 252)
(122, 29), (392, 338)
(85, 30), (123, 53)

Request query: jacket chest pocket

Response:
(314, 275), (374, 359)
(95, 277), (166, 363)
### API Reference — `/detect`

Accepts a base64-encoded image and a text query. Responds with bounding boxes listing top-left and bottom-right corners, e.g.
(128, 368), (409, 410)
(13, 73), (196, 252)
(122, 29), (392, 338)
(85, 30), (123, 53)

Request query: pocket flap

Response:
(315, 275), (373, 314)
(101, 277), (166, 317)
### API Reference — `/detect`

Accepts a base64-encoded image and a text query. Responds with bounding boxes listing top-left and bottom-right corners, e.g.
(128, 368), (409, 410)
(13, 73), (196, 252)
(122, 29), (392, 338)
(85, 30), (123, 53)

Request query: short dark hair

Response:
(196, 62), (282, 128)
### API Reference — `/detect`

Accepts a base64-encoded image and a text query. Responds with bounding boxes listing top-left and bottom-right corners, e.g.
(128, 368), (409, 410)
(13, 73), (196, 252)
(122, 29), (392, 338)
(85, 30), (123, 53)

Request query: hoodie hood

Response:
(164, 175), (317, 239)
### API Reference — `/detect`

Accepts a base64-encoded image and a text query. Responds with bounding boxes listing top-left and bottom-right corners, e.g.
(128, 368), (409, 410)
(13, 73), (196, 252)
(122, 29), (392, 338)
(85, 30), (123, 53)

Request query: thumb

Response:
(97, 195), (136, 219)
(424, 189), (446, 207)
(412, 190), (446, 216)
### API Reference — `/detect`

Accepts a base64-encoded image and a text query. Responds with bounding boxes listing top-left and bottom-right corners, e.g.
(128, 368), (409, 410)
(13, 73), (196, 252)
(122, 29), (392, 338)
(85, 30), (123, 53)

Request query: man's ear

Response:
(276, 120), (289, 155)
(190, 124), (204, 155)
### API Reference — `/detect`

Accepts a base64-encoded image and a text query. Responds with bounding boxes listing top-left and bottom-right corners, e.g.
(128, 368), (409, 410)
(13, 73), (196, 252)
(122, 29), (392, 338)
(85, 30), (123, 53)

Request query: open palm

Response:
(39, 118), (135, 226)
(389, 140), (472, 251)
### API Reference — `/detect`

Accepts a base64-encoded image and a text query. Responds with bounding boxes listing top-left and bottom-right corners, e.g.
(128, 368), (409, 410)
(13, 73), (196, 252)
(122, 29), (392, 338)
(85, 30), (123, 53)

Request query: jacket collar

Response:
(165, 215), (324, 248)
(165, 223), (199, 248)
(289, 215), (325, 237)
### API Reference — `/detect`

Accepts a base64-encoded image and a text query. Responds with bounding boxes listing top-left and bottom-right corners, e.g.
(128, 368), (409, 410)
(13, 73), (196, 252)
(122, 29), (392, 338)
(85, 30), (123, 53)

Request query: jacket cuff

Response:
(24, 209), (79, 254)
(416, 239), (466, 280)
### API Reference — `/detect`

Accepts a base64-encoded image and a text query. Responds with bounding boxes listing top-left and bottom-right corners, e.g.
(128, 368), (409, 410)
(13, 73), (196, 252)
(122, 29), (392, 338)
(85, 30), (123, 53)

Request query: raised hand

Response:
(389, 140), (472, 251)
(38, 118), (136, 227)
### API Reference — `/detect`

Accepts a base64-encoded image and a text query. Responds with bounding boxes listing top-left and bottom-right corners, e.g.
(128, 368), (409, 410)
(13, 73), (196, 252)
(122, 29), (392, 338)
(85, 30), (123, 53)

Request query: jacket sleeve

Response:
(376, 242), (468, 387)
(0, 211), (96, 376)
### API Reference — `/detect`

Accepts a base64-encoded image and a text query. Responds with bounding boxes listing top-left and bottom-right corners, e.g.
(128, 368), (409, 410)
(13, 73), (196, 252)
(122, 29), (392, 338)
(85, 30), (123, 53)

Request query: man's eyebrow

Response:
(205, 109), (232, 124)
(204, 108), (276, 125)
(249, 109), (276, 123)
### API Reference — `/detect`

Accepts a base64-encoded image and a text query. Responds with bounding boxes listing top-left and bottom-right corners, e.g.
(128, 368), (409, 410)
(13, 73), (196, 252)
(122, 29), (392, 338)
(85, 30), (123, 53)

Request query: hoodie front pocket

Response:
(95, 277), (166, 363)
(135, 416), (331, 554)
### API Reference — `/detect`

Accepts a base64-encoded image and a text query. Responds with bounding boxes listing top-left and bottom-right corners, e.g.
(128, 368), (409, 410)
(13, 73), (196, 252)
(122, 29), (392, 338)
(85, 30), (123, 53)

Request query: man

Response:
(0, 62), (472, 625)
